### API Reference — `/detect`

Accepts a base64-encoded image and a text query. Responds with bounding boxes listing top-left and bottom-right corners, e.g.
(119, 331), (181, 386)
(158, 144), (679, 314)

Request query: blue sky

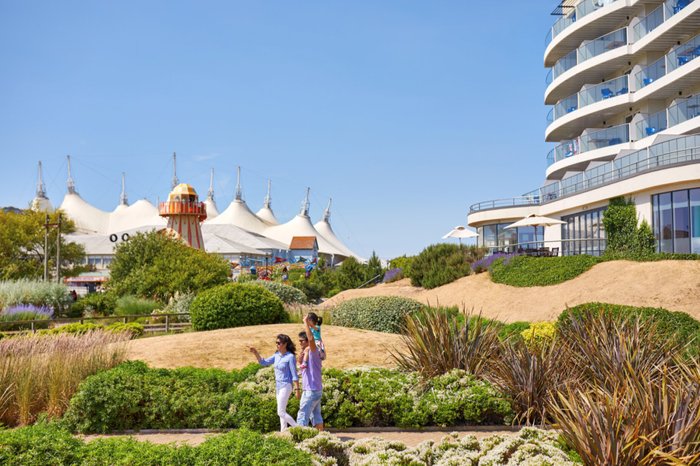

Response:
(0, 1), (555, 260)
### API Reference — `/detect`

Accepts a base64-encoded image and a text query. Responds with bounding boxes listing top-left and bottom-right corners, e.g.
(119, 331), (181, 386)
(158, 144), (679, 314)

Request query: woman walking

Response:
(249, 334), (300, 431)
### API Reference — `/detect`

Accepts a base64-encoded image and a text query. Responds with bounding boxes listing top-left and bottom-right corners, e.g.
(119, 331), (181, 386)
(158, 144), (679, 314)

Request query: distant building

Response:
(289, 236), (319, 263)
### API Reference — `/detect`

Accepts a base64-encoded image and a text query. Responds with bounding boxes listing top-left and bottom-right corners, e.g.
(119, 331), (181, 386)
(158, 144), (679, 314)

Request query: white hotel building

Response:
(467, 0), (700, 255)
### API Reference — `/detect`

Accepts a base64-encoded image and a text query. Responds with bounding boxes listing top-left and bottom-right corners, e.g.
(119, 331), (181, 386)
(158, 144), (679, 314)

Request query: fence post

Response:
(123, 317), (127, 324)
(165, 315), (170, 333)
(31, 321), (35, 333)
(80, 318), (84, 324)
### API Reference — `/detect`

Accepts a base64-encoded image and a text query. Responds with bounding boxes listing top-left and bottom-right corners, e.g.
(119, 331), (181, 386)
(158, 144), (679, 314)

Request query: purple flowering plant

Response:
(471, 253), (520, 274)
(383, 268), (404, 283)
(0, 304), (54, 321)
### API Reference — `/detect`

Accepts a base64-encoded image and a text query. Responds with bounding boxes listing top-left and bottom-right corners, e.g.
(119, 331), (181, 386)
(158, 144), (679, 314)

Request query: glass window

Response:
(561, 207), (607, 256)
(483, 225), (498, 250)
(673, 190), (691, 253)
(659, 192), (673, 252)
(517, 226), (536, 250)
(691, 189), (700, 254)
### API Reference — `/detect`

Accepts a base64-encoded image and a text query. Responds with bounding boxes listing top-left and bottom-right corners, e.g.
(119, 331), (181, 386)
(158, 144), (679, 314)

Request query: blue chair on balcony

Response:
(567, 105), (577, 113)
(674, 0), (690, 14)
(646, 127), (657, 136)
(643, 77), (654, 86)
(616, 87), (628, 96)
(678, 55), (691, 66)
(601, 88), (614, 99)
(608, 137), (623, 146)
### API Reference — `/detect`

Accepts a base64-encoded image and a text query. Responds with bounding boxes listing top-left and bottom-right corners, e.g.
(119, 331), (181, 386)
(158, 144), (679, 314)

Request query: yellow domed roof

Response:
(168, 183), (199, 202)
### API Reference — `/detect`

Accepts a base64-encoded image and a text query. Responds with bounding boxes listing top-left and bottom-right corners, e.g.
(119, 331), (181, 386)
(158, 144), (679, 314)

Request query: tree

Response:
(365, 251), (384, 282)
(108, 231), (230, 302)
(0, 209), (86, 280)
(336, 256), (366, 290)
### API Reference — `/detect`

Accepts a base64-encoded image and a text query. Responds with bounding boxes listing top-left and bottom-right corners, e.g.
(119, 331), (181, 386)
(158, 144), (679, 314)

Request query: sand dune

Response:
(320, 260), (700, 323)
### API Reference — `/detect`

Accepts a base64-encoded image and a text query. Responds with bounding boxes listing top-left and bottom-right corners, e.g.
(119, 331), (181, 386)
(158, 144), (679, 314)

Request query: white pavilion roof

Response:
(256, 205), (279, 225)
(59, 193), (110, 234)
(264, 214), (347, 257)
(205, 199), (269, 234)
(314, 218), (361, 259)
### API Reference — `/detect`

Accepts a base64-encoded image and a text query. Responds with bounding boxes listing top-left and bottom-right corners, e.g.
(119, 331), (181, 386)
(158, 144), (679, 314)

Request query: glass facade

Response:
(561, 207), (607, 256)
(477, 223), (543, 252)
(652, 188), (700, 253)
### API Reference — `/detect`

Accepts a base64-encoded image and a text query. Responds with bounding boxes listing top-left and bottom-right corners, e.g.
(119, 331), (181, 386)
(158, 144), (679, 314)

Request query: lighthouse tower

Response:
(158, 183), (207, 250)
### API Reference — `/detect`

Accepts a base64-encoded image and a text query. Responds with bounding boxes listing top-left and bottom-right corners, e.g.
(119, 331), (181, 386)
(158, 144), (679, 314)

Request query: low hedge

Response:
(558, 302), (700, 356)
(331, 296), (425, 333)
(64, 362), (513, 433)
(490, 255), (601, 287)
(189, 283), (287, 331)
(40, 322), (144, 338)
(0, 421), (312, 466)
(410, 244), (484, 289)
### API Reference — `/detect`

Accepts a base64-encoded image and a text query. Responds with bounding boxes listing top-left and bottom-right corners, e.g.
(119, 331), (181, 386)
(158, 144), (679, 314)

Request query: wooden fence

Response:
(0, 313), (191, 335)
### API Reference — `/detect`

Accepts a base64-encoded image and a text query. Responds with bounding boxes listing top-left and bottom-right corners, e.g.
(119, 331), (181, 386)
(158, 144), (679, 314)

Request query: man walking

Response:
(296, 314), (324, 430)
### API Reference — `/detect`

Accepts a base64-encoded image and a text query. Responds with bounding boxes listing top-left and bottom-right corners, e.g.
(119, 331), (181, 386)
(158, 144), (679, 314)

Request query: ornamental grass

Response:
(0, 331), (129, 426)
(549, 311), (700, 465)
(389, 307), (501, 379)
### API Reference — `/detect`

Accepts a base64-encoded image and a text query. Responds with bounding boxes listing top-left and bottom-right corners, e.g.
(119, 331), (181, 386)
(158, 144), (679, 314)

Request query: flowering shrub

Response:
(286, 426), (579, 465)
(490, 255), (601, 287)
(0, 304), (54, 330)
(382, 268), (404, 283)
(331, 296), (424, 333)
(471, 253), (518, 274)
(520, 321), (557, 349)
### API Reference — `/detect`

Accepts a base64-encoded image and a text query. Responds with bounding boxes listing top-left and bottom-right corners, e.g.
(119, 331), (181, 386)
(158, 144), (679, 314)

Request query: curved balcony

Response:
(545, 0), (633, 66)
(635, 32), (700, 89)
(547, 28), (629, 103)
(552, 75), (629, 122)
(546, 95), (700, 178)
(473, 134), (700, 214)
(546, 1), (700, 104)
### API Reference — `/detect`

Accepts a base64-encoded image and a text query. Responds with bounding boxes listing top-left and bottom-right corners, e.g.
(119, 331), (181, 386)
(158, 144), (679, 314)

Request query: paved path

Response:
(83, 426), (522, 447)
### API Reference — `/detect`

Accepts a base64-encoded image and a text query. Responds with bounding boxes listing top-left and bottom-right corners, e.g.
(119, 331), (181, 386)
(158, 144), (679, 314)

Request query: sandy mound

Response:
(126, 324), (404, 370)
(320, 260), (700, 323)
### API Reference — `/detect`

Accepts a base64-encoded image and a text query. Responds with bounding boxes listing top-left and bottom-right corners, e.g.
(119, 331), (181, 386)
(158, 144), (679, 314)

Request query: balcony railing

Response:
(547, 95), (700, 167)
(550, 28), (627, 83)
(578, 27), (627, 63)
(633, 4), (666, 41)
(468, 196), (541, 213)
(473, 134), (700, 213)
(668, 94), (700, 126)
(547, 0), (621, 46)
(547, 140), (579, 166)
(635, 110), (668, 138)
(554, 94), (579, 120)
(158, 201), (208, 220)
(552, 75), (628, 122)
(636, 31), (700, 88)
(552, 50), (578, 81)
(579, 123), (629, 152)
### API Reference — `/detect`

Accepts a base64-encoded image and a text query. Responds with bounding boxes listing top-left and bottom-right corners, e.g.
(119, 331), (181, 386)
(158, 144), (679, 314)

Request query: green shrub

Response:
(70, 292), (117, 316)
(0, 421), (313, 466)
(291, 280), (324, 303)
(189, 283), (287, 331)
(410, 244), (485, 289)
(498, 321), (530, 342)
(558, 302), (700, 357)
(0, 419), (84, 465)
(332, 296), (424, 333)
(43, 322), (101, 335)
(251, 281), (307, 305)
(106, 322), (145, 337)
(490, 255), (601, 287)
(389, 255), (415, 277)
(114, 295), (160, 316)
(63, 361), (261, 433)
(64, 362), (513, 433)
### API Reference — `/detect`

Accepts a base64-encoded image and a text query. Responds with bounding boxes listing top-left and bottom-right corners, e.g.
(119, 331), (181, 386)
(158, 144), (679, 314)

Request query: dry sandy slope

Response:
(320, 260), (700, 323)
(126, 324), (403, 370)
